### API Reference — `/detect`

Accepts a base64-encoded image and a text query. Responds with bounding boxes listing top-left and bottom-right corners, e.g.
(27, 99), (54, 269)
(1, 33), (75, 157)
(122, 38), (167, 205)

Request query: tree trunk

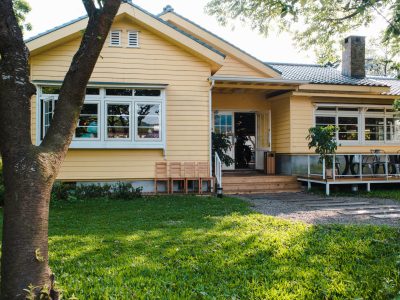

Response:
(0, 1), (121, 298)
(1, 150), (58, 300)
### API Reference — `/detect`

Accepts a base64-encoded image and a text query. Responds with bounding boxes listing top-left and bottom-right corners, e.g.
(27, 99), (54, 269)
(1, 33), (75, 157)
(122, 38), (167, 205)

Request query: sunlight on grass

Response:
(6, 196), (400, 299)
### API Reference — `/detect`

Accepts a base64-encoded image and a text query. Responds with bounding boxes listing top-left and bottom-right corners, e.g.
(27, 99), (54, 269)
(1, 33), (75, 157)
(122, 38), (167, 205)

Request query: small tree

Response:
(306, 126), (338, 169)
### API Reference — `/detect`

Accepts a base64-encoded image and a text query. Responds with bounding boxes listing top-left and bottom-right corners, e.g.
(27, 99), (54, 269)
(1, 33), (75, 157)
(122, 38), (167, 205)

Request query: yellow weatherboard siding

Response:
(215, 56), (268, 78)
(212, 92), (270, 111)
(290, 95), (397, 154)
(270, 95), (291, 153)
(30, 18), (211, 181)
(159, 12), (279, 78)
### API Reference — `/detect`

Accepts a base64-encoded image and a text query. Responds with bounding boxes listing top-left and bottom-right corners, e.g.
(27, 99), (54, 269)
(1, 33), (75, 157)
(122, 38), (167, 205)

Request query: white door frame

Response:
(213, 109), (259, 170)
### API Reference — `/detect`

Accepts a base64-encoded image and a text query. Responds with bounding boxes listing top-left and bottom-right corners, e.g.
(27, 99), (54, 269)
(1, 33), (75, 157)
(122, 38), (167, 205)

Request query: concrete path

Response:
(239, 192), (400, 226)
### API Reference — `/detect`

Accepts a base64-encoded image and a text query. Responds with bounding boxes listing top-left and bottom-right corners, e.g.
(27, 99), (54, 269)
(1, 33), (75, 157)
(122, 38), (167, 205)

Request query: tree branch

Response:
(82, 0), (97, 17)
(0, 0), (36, 152)
(41, 0), (121, 155)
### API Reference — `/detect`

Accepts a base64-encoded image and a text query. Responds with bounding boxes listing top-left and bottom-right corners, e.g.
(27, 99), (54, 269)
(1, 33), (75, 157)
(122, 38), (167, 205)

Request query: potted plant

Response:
(306, 125), (338, 178)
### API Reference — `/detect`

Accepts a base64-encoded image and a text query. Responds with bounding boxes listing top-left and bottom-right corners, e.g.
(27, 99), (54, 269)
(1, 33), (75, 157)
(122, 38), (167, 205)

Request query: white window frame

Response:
(135, 101), (162, 142)
(127, 31), (139, 48)
(74, 101), (101, 141)
(36, 85), (166, 149)
(109, 30), (121, 47)
(104, 100), (132, 141)
(314, 103), (400, 145)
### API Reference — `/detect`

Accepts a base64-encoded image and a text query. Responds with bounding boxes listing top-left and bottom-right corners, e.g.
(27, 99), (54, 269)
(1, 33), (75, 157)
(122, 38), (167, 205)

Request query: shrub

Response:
(75, 184), (111, 200)
(110, 182), (142, 200)
(0, 161), (4, 206)
(51, 182), (142, 202)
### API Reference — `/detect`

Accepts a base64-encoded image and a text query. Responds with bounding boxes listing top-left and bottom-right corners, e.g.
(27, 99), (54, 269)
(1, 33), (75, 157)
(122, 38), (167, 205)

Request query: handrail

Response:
(305, 153), (400, 181)
(214, 152), (222, 189)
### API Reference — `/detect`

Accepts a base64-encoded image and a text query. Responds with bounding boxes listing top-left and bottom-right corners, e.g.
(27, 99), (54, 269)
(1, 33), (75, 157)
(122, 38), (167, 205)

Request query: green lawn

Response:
(7, 196), (400, 299)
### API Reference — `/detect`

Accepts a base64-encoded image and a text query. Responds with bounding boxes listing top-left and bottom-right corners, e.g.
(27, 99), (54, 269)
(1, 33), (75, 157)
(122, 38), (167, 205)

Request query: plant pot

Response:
(325, 168), (334, 179)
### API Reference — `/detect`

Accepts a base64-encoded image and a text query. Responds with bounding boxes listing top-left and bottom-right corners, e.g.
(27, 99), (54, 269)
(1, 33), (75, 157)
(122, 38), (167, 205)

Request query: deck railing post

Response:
(307, 155), (310, 178)
(359, 154), (363, 180)
(332, 154), (336, 181)
(322, 158), (326, 180)
(385, 154), (389, 180)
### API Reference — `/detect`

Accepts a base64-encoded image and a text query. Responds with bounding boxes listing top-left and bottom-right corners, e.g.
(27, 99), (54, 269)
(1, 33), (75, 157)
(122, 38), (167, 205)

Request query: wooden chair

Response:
(184, 162), (200, 194)
(154, 162), (169, 194)
(197, 162), (214, 194)
(169, 162), (185, 193)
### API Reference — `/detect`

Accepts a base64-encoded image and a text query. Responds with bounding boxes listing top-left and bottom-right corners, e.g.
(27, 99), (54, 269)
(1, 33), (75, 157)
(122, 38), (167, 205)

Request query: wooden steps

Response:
(222, 175), (302, 194)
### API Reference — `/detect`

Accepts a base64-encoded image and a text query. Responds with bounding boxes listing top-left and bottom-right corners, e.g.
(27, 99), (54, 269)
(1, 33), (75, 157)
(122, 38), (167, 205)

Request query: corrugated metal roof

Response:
(265, 62), (388, 87)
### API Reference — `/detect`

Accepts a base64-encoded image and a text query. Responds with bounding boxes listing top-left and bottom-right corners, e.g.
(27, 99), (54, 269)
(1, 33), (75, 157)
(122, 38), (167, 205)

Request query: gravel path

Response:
(238, 192), (400, 226)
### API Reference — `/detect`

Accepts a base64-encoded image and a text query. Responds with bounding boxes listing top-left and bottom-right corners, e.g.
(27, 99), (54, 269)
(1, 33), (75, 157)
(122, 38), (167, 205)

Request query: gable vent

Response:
(128, 31), (139, 47)
(110, 30), (121, 46)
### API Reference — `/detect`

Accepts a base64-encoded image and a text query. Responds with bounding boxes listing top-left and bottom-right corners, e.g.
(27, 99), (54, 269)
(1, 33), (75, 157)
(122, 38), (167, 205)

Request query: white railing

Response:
(214, 152), (223, 188)
(305, 153), (400, 181)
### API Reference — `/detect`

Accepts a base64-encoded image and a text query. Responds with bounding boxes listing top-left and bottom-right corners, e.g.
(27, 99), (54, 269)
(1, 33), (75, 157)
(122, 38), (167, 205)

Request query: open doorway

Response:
(234, 112), (256, 169)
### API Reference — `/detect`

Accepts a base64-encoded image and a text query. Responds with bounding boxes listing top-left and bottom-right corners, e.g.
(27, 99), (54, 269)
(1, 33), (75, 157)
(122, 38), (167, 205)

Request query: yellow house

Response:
(27, 1), (400, 194)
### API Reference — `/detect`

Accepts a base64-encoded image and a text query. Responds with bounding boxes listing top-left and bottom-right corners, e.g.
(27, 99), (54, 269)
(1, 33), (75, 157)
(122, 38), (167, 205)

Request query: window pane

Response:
(106, 89), (133, 96)
(75, 104), (98, 139)
(338, 117), (358, 141)
(42, 86), (60, 94)
(86, 88), (100, 95)
(316, 116), (335, 127)
(338, 107), (359, 111)
(134, 89), (161, 97)
(386, 118), (400, 141)
(107, 104), (130, 139)
(365, 117), (384, 141)
(316, 107), (336, 111)
(137, 104), (160, 139)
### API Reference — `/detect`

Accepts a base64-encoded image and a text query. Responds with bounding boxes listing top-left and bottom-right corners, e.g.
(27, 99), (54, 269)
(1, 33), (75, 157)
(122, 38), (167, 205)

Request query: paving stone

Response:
(339, 208), (400, 215)
(306, 202), (369, 208)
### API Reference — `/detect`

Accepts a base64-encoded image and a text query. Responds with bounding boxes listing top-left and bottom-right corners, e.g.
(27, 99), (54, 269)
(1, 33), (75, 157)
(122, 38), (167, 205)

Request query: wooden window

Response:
(110, 30), (121, 47)
(128, 31), (139, 47)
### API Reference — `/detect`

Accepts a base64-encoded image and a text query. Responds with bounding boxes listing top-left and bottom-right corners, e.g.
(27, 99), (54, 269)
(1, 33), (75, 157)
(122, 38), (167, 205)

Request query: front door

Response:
(214, 112), (235, 170)
(234, 112), (256, 169)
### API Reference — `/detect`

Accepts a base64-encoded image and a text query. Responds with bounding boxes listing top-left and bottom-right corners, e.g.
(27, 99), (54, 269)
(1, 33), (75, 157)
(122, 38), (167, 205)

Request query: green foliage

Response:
(205, 0), (400, 64)
(12, 0), (32, 32)
(212, 132), (234, 166)
(394, 98), (400, 112)
(307, 125), (338, 167)
(51, 182), (142, 202)
(4, 196), (397, 298)
(0, 161), (4, 207)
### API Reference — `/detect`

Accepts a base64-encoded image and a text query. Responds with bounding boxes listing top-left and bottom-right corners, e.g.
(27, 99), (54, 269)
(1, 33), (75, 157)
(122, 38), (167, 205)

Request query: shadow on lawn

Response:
(48, 196), (400, 299)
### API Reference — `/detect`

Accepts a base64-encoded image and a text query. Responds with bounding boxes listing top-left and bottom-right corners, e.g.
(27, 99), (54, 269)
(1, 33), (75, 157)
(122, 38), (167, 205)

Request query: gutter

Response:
(209, 79), (215, 178)
(209, 76), (310, 85)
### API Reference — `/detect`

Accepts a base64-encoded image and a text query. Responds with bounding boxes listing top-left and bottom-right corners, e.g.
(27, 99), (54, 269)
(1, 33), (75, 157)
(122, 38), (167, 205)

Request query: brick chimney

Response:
(342, 36), (365, 78)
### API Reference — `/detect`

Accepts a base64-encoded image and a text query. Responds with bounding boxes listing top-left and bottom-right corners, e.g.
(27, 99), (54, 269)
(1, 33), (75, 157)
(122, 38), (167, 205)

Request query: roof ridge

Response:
(158, 9), (282, 75)
(265, 61), (323, 67)
(25, 15), (88, 43)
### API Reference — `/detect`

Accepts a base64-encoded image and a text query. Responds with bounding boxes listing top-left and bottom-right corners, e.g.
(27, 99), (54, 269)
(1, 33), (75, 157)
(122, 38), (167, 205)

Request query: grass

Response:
(4, 196), (400, 299)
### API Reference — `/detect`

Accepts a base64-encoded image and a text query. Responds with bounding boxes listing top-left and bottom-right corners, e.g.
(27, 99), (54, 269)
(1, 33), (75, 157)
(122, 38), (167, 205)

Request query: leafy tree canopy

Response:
(13, 0), (32, 31)
(205, 0), (400, 65)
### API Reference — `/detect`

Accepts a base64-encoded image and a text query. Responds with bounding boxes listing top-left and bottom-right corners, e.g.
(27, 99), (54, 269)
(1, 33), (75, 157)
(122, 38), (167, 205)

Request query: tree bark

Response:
(0, 0), (121, 298)
(1, 150), (57, 299)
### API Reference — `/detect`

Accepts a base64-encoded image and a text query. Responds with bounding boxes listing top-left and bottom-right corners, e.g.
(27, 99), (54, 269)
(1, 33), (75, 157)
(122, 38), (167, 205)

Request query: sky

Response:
(24, 0), (387, 64)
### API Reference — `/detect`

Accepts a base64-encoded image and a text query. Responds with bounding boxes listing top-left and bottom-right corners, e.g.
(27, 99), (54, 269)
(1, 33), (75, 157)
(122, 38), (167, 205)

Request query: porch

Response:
(298, 152), (400, 195)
